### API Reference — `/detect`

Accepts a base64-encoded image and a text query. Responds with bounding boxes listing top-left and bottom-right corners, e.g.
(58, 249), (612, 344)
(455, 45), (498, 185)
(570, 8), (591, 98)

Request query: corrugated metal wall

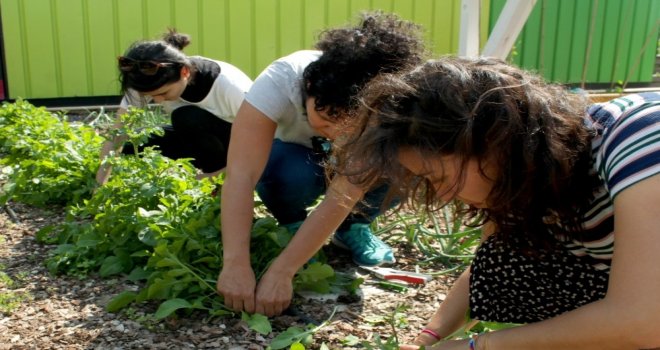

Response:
(0, 0), (490, 100)
(490, 0), (660, 84)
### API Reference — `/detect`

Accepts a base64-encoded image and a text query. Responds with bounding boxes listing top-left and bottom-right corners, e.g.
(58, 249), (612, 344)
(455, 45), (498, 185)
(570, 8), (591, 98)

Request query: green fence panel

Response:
(0, 0), (480, 100)
(490, 0), (659, 85)
(2, 0), (27, 98)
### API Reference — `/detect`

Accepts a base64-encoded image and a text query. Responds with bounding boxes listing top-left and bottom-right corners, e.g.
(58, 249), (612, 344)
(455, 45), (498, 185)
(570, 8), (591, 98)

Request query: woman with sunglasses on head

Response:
(332, 57), (660, 349)
(96, 28), (253, 184)
(216, 11), (426, 317)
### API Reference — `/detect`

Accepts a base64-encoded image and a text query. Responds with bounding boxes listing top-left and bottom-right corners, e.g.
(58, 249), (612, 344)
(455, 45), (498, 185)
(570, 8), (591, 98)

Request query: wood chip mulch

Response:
(0, 202), (454, 349)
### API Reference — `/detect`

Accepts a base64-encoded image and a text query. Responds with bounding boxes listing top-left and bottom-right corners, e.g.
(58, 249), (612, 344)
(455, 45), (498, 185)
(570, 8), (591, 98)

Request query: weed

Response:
(0, 269), (30, 315)
(361, 304), (411, 350)
(0, 290), (28, 315)
(0, 270), (13, 288)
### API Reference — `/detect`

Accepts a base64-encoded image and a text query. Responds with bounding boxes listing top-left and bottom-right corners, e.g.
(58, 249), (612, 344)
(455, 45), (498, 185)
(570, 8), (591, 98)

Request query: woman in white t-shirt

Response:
(96, 29), (252, 184)
(217, 11), (426, 317)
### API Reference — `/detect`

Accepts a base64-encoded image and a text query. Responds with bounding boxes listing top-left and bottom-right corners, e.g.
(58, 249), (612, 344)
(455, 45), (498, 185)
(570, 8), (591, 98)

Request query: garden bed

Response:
(0, 202), (455, 349)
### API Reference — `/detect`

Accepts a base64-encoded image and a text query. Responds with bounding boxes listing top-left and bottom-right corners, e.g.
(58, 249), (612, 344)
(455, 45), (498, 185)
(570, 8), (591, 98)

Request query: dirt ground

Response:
(0, 202), (454, 350)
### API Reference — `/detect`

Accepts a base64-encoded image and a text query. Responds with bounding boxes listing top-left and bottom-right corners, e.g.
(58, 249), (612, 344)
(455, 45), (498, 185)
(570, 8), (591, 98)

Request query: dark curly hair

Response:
(334, 57), (599, 247)
(303, 11), (426, 120)
(119, 28), (194, 94)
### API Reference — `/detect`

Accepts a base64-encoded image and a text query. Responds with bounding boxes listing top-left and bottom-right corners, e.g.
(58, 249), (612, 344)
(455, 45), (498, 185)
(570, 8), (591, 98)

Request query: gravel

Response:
(0, 202), (454, 349)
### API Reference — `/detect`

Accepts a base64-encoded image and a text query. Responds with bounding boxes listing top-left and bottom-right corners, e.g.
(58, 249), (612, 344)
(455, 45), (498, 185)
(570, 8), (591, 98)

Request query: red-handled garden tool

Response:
(360, 266), (433, 285)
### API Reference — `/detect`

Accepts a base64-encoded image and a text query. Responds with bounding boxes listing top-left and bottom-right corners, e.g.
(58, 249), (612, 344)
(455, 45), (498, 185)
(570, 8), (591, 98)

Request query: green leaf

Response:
(242, 312), (272, 335)
(35, 225), (56, 243)
(154, 298), (192, 319)
(127, 267), (152, 281)
(155, 257), (179, 268)
(289, 342), (305, 350)
(99, 256), (125, 277)
(75, 231), (103, 247)
(137, 207), (162, 218)
(191, 257), (217, 265)
(270, 327), (306, 349)
(342, 335), (360, 346)
(297, 263), (334, 281)
(147, 277), (174, 299)
(137, 227), (157, 246)
(166, 268), (190, 278)
(294, 262), (334, 293)
(106, 291), (137, 312)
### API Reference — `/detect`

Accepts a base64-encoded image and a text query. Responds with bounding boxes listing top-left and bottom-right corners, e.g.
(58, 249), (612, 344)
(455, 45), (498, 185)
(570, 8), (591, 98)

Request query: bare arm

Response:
(95, 108), (128, 185)
(217, 101), (277, 313)
(428, 174), (660, 350)
(412, 222), (496, 346)
(253, 175), (364, 315)
(413, 269), (471, 346)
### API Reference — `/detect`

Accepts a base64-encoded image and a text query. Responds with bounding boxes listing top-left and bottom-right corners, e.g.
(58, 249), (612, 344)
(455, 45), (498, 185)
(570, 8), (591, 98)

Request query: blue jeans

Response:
(256, 139), (389, 232)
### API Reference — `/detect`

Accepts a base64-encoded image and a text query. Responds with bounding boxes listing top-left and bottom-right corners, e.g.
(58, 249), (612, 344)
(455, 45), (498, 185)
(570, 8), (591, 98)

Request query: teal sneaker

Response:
(332, 223), (395, 266)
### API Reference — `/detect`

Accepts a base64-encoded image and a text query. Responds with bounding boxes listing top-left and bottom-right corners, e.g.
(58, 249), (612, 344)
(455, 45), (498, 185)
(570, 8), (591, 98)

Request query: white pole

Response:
(482, 0), (537, 59)
(458, 0), (482, 57)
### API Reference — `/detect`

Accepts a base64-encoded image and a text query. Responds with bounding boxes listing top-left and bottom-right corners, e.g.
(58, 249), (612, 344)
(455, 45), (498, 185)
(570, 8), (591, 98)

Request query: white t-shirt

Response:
(245, 50), (322, 148)
(120, 58), (252, 123)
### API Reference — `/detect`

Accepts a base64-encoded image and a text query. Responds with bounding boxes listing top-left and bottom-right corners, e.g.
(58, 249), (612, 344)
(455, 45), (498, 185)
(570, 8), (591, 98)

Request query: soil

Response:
(0, 202), (454, 350)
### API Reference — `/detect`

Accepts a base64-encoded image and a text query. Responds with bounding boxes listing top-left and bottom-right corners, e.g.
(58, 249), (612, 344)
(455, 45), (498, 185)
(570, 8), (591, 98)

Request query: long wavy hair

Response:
(334, 57), (599, 245)
(303, 11), (426, 120)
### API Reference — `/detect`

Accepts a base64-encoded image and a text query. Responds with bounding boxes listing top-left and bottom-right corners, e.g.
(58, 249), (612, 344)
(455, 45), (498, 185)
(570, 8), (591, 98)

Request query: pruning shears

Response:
(360, 266), (433, 285)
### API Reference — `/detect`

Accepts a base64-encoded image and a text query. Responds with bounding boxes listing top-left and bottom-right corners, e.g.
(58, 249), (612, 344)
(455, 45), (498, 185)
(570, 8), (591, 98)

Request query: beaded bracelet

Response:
(421, 328), (441, 341)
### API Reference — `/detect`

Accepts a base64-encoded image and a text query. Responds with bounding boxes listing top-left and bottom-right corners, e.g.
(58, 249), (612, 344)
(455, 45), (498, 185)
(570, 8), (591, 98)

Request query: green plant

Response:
(360, 304), (413, 350)
(0, 266), (30, 315)
(383, 202), (481, 275)
(0, 100), (342, 322)
(0, 100), (103, 206)
(442, 312), (520, 342)
(267, 307), (339, 349)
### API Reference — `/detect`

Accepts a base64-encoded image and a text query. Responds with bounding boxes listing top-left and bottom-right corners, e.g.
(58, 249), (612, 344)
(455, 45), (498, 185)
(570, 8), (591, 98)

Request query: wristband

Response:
(421, 328), (441, 341)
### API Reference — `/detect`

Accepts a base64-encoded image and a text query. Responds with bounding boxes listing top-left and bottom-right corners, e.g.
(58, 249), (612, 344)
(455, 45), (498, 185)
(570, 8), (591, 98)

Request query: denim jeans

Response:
(256, 139), (390, 232)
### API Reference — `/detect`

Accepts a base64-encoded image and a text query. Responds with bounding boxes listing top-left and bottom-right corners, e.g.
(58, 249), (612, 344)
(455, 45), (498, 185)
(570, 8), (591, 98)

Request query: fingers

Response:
(216, 268), (257, 314)
(219, 287), (256, 314)
(252, 268), (294, 317)
(414, 332), (440, 346)
(243, 293), (256, 314)
(255, 294), (290, 317)
(224, 295), (244, 313)
(216, 267), (292, 317)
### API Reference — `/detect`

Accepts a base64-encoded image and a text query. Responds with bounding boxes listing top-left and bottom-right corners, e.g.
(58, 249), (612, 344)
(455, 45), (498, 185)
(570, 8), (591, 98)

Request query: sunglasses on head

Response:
(117, 56), (177, 76)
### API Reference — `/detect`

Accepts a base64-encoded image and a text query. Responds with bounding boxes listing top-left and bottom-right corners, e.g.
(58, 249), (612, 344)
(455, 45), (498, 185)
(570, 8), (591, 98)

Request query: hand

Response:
(414, 331), (442, 346)
(216, 264), (257, 314)
(398, 332), (440, 350)
(401, 339), (468, 350)
(254, 267), (294, 316)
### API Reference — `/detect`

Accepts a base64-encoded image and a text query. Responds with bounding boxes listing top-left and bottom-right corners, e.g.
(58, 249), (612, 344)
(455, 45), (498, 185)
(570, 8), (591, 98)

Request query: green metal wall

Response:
(489, 0), (660, 84)
(1, 0), (490, 100)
